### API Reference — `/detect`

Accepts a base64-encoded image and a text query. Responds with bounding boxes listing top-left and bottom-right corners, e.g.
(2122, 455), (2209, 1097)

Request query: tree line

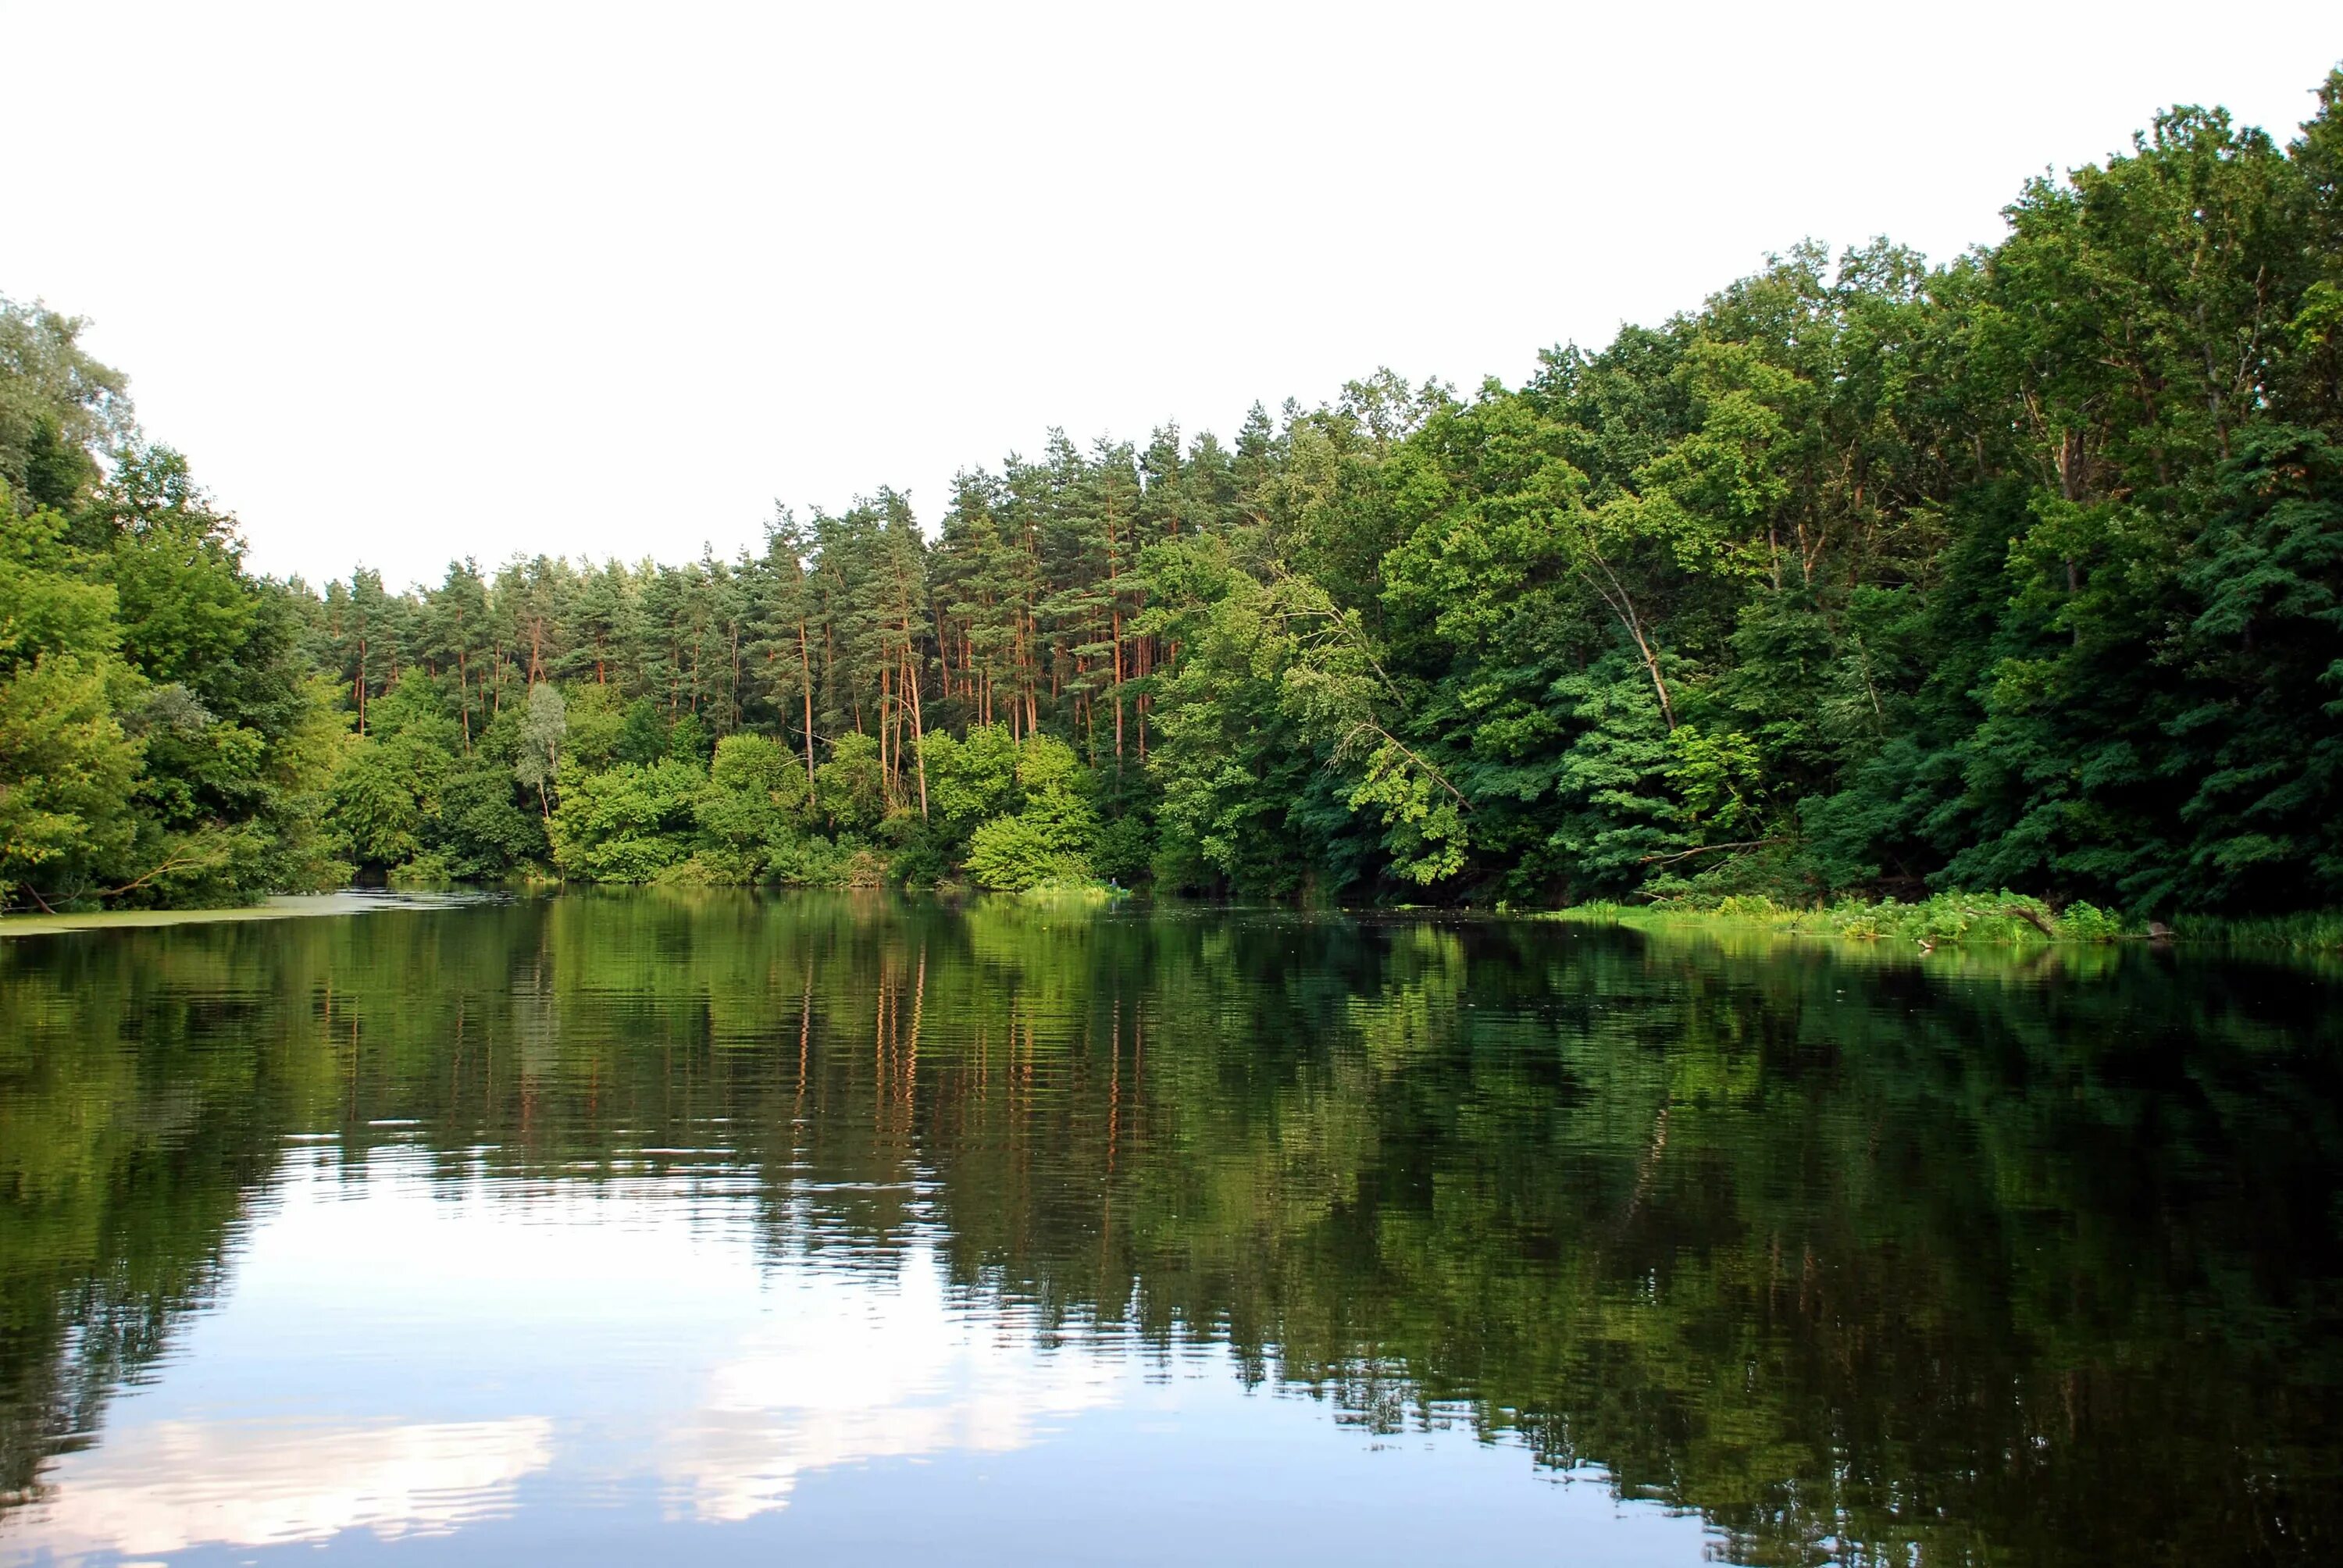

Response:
(5, 69), (2341, 914)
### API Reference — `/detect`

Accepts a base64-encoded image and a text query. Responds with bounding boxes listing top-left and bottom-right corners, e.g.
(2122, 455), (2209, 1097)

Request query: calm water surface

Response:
(2, 893), (2338, 1565)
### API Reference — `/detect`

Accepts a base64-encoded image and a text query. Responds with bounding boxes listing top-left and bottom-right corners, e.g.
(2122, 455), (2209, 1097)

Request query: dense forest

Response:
(5, 71), (2341, 916)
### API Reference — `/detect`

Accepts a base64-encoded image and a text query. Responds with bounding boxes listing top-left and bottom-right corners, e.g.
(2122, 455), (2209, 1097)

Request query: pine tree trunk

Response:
(797, 620), (817, 804)
(906, 649), (929, 820)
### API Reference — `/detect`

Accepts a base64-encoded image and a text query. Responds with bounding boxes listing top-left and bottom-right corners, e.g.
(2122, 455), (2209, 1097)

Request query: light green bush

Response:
(547, 758), (702, 882)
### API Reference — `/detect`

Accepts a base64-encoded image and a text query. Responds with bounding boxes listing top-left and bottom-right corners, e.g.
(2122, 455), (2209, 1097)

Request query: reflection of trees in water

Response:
(2, 896), (2338, 1564)
(0, 934), (321, 1507)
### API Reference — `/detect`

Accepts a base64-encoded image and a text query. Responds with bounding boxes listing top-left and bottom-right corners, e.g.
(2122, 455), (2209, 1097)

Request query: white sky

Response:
(7, 2), (2338, 588)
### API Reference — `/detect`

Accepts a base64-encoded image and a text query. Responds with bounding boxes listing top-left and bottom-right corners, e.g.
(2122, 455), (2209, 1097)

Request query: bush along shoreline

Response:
(7, 69), (2343, 923)
(1546, 893), (2343, 951)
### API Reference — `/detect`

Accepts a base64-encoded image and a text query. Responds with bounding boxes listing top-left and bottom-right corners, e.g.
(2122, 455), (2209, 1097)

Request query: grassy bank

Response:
(2171, 910), (2343, 950)
(0, 890), (490, 939)
(1546, 893), (2343, 951)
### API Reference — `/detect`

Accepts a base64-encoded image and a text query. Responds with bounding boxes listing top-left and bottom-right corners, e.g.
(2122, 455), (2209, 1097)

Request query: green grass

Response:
(1012, 878), (1129, 905)
(2170, 910), (2343, 950)
(1550, 891), (2118, 946)
(1547, 891), (2343, 950)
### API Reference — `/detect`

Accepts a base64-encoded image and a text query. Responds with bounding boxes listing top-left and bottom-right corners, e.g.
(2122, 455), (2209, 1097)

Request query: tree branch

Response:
(2002, 902), (2059, 939)
(1265, 560), (1408, 711)
(1335, 722), (1475, 814)
(84, 852), (217, 901)
(1636, 837), (1786, 867)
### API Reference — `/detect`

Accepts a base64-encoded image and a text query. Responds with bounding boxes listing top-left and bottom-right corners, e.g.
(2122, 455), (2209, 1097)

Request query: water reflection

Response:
(1, 893), (2338, 1566)
(18, 1149), (1132, 1559)
(30, 1416), (554, 1558)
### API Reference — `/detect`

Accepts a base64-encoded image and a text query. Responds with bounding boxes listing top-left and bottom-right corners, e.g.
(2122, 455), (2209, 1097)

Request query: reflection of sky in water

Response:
(7, 1148), (1712, 1566)
(27, 1418), (555, 1557)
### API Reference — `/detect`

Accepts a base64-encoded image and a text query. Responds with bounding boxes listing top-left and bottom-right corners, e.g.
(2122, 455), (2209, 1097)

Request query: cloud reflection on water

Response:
(23, 1417), (555, 1558)
(7, 1152), (1124, 1560)
(657, 1275), (1119, 1523)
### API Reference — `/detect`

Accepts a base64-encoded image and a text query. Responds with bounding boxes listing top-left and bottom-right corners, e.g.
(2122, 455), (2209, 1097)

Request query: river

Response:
(2, 891), (2336, 1564)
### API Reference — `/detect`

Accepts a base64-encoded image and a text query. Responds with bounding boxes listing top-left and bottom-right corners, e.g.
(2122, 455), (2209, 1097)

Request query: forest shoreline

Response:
(0, 888), (485, 939)
(8, 68), (2341, 924)
(11, 880), (2334, 958)
(1547, 894), (2343, 952)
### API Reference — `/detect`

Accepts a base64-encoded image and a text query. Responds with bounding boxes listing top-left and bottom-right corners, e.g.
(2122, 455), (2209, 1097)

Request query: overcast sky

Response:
(9, 2), (2338, 587)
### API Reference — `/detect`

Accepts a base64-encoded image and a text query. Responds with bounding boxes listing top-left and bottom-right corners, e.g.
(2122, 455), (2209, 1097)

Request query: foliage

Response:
(547, 758), (704, 882)
(962, 736), (1101, 891)
(11, 70), (2343, 914)
(512, 681), (565, 816)
(0, 654), (141, 903)
(1554, 889), (2138, 946)
(0, 423), (347, 910)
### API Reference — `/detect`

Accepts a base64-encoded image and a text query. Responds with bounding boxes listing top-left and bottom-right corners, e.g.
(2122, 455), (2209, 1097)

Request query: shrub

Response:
(923, 724), (1019, 825)
(329, 736), (437, 869)
(1090, 813), (1153, 884)
(767, 830), (887, 889)
(426, 763), (545, 878)
(694, 732), (809, 879)
(547, 758), (702, 882)
(815, 732), (886, 832)
(965, 797), (1097, 893)
(966, 812), (1077, 892)
(2056, 901), (2127, 942)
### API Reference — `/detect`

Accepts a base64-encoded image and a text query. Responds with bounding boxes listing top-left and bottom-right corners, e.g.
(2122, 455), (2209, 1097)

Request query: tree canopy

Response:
(7, 70), (2343, 916)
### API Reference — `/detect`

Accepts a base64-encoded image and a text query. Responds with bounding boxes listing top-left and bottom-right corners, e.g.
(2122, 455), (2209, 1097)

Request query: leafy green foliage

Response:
(0, 421), (349, 909)
(963, 736), (1101, 891)
(547, 758), (703, 882)
(12, 73), (2343, 914)
(0, 654), (141, 901)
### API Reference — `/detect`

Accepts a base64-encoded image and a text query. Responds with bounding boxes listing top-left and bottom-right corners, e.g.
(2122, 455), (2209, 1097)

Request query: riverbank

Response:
(0, 882), (1138, 940)
(1546, 893), (2343, 951)
(10, 881), (2336, 960)
(0, 889), (497, 939)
